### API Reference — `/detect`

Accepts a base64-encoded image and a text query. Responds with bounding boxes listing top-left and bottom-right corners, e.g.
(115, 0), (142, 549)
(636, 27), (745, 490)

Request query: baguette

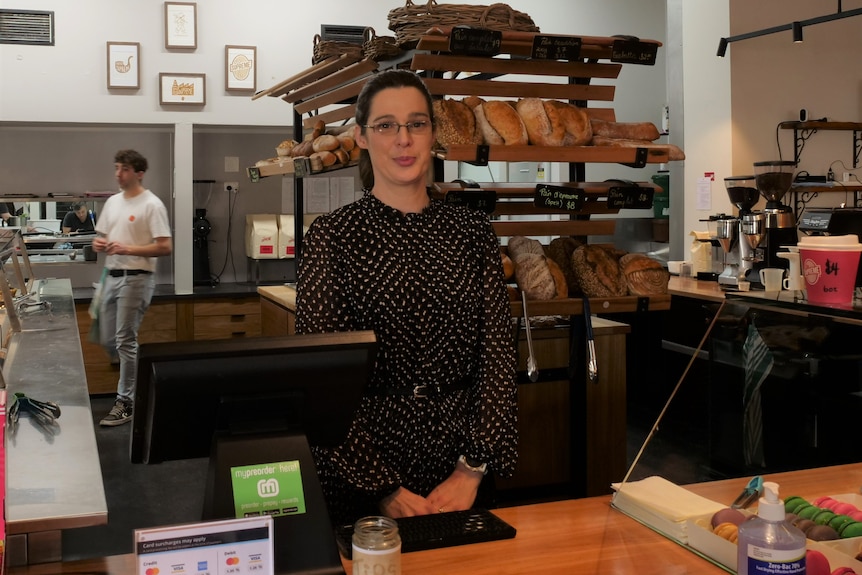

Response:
(590, 118), (661, 142)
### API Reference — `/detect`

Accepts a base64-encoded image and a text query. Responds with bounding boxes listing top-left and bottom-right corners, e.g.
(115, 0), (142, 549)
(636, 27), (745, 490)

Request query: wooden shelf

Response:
(779, 121), (862, 131)
(435, 144), (671, 165)
(510, 294), (671, 317)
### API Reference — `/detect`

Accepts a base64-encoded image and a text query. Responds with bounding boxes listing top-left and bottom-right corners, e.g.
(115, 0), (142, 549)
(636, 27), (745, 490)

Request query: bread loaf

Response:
(336, 132), (355, 152)
(332, 148), (349, 164)
(516, 98), (592, 147)
(291, 139), (315, 158)
(547, 237), (582, 296)
(516, 98), (566, 146)
(514, 253), (558, 301)
(312, 119), (326, 140)
(500, 251), (515, 280)
(545, 100), (592, 146)
(507, 236), (545, 262)
(571, 245), (627, 297)
(432, 98), (482, 147)
(310, 150), (337, 168)
(620, 253), (669, 295)
(473, 100), (529, 145)
(545, 258), (568, 299)
(462, 95), (485, 110)
(312, 134), (340, 152)
(590, 118), (661, 142)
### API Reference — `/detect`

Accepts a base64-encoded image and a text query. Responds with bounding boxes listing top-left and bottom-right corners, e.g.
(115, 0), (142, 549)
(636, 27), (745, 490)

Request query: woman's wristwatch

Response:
(458, 454), (488, 475)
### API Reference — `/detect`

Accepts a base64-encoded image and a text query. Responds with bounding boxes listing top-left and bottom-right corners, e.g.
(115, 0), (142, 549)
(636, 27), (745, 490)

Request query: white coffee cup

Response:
(759, 268), (784, 292)
(783, 275), (804, 291)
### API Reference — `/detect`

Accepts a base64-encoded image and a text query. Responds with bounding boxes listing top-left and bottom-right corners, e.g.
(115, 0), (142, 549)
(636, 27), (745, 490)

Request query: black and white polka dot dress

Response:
(296, 191), (518, 524)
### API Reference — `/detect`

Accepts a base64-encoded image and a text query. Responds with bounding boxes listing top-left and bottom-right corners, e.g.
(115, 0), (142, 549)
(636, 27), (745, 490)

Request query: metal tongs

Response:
(583, 296), (598, 384)
(521, 290), (538, 382)
(731, 475), (763, 509)
(8, 391), (61, 432)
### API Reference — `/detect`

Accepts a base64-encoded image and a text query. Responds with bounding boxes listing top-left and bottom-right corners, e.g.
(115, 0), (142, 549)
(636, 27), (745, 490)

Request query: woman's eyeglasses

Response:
(362, 121), (433, 136)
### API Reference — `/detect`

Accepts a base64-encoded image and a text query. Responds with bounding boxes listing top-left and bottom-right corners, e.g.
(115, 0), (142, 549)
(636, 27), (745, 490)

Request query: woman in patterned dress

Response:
(296, 69), (517, 526)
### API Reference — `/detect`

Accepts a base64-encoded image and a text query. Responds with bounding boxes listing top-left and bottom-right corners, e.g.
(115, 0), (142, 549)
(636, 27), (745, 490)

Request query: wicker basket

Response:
(363, 28), (404, 61)
(312, 31), (368, 65)
(387, 0), (540, 48)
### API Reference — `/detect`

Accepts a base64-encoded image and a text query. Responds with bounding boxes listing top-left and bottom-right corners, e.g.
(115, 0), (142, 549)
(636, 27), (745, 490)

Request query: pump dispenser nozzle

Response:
(757, 481), (786, 522)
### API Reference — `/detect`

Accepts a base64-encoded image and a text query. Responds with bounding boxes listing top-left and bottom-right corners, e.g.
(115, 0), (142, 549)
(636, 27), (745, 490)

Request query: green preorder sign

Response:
(230, 460), (307, 519)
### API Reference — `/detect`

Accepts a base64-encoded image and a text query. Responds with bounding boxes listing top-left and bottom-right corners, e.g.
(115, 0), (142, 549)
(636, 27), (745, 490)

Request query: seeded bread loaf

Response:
(432, 98), (482, 147)
(571, 244), (627, 297)
(547, 237), (583, 296)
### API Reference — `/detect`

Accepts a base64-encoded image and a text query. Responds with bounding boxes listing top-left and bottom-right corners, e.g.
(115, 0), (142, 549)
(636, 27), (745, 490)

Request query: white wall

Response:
(0, 0), (667, 129)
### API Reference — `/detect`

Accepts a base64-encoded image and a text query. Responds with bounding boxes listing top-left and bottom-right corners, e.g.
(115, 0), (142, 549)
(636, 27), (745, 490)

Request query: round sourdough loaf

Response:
(474, 100), (528, 145)
(620, 253), (669, 295)
(514, 253), (558, 301)
(517, 97), (566, 146)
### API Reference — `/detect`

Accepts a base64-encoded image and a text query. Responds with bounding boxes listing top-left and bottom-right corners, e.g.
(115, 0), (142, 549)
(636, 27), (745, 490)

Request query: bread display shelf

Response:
(247, 158), (359, 181)
(435, 143), (669, 165)
(511, 294), (670, 317)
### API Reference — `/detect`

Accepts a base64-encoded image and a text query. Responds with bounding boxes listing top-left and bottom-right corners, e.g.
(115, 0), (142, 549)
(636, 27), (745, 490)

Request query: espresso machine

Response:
(713, 176), (763, 289)
(753, 160), (799, 270)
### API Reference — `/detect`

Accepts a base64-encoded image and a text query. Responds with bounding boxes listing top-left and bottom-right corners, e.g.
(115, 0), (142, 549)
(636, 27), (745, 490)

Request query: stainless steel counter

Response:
(2, 278), (107, 565)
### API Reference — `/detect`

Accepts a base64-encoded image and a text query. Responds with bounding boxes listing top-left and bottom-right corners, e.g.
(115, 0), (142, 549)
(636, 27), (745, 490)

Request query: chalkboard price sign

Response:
(611, 40), (658, 65)
(445, 190), (497, 214)
(530, 35), (582, 61)
(534, 184), (585, 212)
(607, 186), (654, 209)
(449, 26), (502, 57)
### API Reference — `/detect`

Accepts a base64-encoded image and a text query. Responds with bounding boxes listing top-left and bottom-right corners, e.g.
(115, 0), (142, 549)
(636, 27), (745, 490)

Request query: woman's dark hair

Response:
(355, 69), (435, 189)
(114, 149), (148, 173)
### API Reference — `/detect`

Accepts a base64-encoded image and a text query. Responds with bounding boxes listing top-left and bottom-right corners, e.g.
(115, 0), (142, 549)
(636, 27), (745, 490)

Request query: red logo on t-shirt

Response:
(129, 215), (135, 222)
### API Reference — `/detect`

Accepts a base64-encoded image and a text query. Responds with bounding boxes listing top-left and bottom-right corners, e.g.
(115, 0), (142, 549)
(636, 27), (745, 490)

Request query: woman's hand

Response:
(426, 464), (483, 514)
(380, 486), (437, 518)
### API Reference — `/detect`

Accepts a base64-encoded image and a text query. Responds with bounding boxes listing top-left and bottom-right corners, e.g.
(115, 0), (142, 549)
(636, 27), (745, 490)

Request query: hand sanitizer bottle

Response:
(737, 481), (806, 575)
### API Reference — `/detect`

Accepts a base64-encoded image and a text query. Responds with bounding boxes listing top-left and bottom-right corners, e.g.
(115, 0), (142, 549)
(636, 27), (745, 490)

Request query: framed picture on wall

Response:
(164, 2), (197, 49)
(107, 42), (140, 89)
(159, 73), (206, 105)
(225, 45), (256, 92)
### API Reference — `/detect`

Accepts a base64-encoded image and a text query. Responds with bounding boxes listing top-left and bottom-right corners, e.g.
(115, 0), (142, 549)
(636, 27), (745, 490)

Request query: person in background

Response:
(62, 202), (97, 234)
(92, 150), (172, 427)
(0, 203), (12, 223)
(295, 69), (518, 526)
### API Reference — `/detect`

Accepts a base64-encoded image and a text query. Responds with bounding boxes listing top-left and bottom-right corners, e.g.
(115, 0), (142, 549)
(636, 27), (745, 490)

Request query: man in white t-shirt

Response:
(93, 149), (172, 426)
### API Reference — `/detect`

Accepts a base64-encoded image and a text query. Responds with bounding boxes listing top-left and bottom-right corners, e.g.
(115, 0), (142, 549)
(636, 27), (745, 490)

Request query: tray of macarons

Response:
(686, 494), (862, 574)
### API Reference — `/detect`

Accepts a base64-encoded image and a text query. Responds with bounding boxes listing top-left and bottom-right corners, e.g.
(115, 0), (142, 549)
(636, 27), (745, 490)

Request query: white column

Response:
(174, 123), (194, 295)
(666, 0), (733, 260)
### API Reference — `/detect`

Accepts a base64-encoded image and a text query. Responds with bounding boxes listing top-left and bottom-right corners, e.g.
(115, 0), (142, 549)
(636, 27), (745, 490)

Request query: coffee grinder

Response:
(753, 160), (798, 271)
(713, 176), (763, 289)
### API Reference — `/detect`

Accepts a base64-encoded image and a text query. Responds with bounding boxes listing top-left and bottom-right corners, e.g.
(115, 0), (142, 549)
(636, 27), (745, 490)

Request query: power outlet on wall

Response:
(224, 181), (239, 193)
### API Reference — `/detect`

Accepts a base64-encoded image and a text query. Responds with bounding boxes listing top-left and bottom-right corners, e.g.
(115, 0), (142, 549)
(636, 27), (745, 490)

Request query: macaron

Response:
(807, 549), (831, 575)
(713, 522), (739, 543)
(815, 510), (838, 525)
(840, 521), (862, 539)
(849, 510), (862, 522)
(799, 505), (825, 520)
(786, 496), (809, 513)
(795, 518), (817, 534)
(792, 501), (814, 515)
(807, 524), (840, 541)
(831, 567), (858, 575)
(711, 508), (747, 528)
(833, 502), (858, 516)
(829, 514), (855, 532)
(814, 496), (836, 509)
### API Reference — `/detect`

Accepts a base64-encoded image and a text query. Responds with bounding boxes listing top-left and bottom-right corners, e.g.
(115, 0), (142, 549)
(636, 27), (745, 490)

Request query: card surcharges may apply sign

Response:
(135, 515), (274, 575)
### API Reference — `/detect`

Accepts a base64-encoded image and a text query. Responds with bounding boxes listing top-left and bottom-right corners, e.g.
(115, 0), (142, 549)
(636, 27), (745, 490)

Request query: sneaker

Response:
(100, 399), (133, 427)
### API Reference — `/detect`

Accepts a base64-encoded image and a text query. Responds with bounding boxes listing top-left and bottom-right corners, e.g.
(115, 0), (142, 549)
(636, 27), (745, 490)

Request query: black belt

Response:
(367, 376), (473, 399)
(108, 269), (152, 277)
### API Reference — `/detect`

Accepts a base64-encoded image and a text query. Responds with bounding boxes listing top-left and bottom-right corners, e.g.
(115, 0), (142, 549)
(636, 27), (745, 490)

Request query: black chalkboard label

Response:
(534, 184), (585, 212)
(247, 167), (261, 183)
(530, 35), (582, 61)
(445, 190), (497, 214)
(607, 186), (654, 209)
(449, 26), (501, 57)
(611, 40), (658, 65)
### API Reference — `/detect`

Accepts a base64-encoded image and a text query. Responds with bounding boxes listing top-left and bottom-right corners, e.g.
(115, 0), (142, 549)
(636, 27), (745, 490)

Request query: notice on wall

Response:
(696, 177), (712, 210)
(305, 178), (330, 213)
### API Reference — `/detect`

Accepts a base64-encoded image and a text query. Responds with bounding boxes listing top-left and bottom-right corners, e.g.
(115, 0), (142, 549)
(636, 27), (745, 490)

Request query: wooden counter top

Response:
(12, 463), (862, 575)
(258, 284), (296, 311)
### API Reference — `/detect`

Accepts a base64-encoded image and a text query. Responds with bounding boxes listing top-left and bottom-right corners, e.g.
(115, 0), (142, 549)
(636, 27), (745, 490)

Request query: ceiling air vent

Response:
(0, 9), (54, 46)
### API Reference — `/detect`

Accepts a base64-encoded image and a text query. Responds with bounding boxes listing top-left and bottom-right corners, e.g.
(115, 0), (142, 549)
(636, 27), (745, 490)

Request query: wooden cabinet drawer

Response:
(193, 297), (259, 317)
(193, 313), (261, 340)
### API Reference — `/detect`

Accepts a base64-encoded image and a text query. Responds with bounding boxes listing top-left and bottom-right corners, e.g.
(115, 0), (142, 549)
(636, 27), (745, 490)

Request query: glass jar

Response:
(352, 515), (401, 575)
